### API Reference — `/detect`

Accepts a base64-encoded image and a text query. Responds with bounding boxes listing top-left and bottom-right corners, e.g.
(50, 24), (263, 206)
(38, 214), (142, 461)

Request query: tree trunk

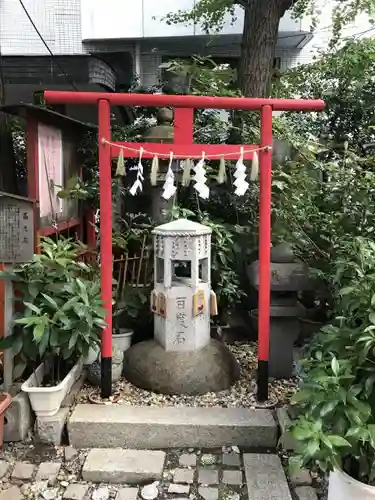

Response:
(238, 0), (293, 97)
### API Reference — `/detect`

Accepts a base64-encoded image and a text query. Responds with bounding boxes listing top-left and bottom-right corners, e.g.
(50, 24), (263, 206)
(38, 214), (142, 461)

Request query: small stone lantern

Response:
(123, 218), (240, 395)
(247, 243), (309, 379)
(151, 218), (214, 351)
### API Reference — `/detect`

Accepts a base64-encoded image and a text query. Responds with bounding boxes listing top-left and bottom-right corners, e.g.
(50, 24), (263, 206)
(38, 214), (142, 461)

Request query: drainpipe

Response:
(135, 42), (141, 84)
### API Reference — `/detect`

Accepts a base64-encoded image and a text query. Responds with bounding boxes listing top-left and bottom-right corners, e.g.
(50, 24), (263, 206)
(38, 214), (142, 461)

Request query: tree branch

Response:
(236, 0), (249, 8)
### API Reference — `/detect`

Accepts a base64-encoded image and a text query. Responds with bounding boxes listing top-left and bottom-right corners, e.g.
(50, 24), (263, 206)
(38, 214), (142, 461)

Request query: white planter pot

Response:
(112, 329), (133, 353)
(328, 468), (375, 499)
(21, 359), (83, 418)
(83, 345), (100, 365)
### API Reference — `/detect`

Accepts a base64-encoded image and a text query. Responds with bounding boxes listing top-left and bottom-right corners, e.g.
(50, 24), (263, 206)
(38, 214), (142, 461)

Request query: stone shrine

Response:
(123, 218), (240, 395)
(152, 219), (212, 352)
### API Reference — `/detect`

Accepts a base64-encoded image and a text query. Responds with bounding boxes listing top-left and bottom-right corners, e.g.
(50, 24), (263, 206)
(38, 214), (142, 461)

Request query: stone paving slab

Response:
(11, 462), (35, 481)
(173, 468), (195, 484)
(198, 468), (219, 485)
(0, 445), (320, 500)
(179, 454), (197, 467)
(0, 461), (9, 479)
(35, 461), (61, 484)
(0, 486), (23, 500)
(82, 449), (166, 484)
(294, 486), (319, 500)
(199, 487), (218, 500)
(115, 488), (139, 500)
(243, 453), (292, 500)
(63, 483), (90, 500)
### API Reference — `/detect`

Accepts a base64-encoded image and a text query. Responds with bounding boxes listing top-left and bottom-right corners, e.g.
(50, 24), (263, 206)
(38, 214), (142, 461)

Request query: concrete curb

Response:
(68, 404), (278, 449)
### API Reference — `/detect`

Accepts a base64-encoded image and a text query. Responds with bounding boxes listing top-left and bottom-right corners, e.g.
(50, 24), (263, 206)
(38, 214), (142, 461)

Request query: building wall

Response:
(0, 0), (83, 54)
(0, 0), (372, 84)
(137, 45), (302, 88)
(80, 0), (302, 40)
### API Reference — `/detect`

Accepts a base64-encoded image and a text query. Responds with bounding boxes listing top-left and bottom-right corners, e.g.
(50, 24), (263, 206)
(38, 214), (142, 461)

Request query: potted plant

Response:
(289, 237), (375, 499)
(112, 285), (148, 352)
(0, 238), (106, 417)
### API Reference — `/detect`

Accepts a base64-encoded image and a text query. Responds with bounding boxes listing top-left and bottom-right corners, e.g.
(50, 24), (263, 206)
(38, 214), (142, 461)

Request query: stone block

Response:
(198, 488), (218, 500)
(63, 484), (90, 500)
(4, 391), (33, 442)
(11, 462), (35, 481)
(0, 460), (9, 478)
(168, 484), (190, 494)
(295, 487), (318, 500)
(36, 407), (69, 445)
(276, 408), (297, 451)
(222, 454), (241, 467)
(248, 262), (310, 291)
(0, 486), (22, 500)
(222, 470), (243, 485)
(198, 469), (218, 485)
(269, 318), (299, 379)
(82, 449), (165, 484)
(243, 454), (292, 500)
(92, 487), (110, 500)
(64, 446), (78, 462)
(179, 454), (196, 467)
(290, 468), (312, 487)
(115, 489), (139, 500)
(36, 462), (61, 485)
(174, 468), (194, 484)
(68, 405), (277, 449)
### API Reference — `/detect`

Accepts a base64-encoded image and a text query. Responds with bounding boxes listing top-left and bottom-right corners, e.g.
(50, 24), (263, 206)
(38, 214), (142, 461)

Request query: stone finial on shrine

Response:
(142, 108), (176, 223)
(143, 108), (174, 144)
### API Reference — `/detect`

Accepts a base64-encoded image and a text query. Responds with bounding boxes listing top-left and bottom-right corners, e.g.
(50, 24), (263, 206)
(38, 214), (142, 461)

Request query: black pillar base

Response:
(101, 356), (112, 399)
(257, 359), (269, 402)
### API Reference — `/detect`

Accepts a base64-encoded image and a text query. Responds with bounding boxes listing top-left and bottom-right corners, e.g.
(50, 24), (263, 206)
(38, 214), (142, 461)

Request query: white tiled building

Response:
(0, 0), (372, 114)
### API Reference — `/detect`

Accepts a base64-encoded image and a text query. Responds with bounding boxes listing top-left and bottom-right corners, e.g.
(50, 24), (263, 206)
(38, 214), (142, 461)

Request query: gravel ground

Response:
(77, 342), (298, 408)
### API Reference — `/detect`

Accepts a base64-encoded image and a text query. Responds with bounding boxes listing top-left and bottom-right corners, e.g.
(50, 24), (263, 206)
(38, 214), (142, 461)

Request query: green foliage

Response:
(160, 56), (239, 97)
(0, 238), (106, 381)
(277, 38), (375, 148)
(165, 0), (375, 40)
(113, 285), (148, 332)
(163, 0), (375, 96)
(290, 238), (375, 484)
(163, 0), (239, 34)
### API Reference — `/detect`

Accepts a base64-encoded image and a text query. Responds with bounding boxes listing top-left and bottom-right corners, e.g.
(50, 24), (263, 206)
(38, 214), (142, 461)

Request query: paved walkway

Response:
(0, 445), (319, 500)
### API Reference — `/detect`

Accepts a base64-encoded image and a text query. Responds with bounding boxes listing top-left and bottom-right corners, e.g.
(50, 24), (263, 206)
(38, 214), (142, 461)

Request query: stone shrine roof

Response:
(152, 218), (212, 237)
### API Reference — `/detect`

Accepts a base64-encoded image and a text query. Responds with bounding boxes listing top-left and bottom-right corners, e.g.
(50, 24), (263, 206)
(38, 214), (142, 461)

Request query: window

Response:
(172, 260), (191, 279)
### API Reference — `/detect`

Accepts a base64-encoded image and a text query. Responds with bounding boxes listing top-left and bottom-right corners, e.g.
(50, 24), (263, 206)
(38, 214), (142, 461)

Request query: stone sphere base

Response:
(123, 339), (240, 395)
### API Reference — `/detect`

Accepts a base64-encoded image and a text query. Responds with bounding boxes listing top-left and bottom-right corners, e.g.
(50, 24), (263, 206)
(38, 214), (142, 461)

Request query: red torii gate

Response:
(44, 91), (325, 402)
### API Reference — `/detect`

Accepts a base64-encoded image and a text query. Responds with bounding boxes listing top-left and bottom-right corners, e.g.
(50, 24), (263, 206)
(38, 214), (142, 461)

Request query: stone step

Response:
(244, 453), (292, 500)
(68, 404), (277, 449)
